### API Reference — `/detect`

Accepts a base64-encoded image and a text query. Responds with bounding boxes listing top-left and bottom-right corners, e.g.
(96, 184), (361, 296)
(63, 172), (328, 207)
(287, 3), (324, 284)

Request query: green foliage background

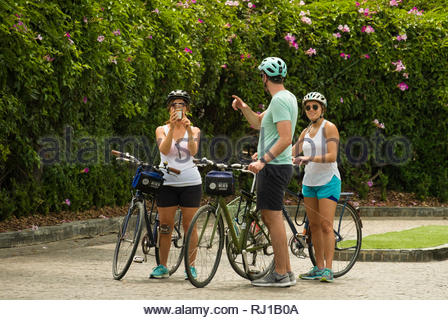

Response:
(1, 0), (447, 220)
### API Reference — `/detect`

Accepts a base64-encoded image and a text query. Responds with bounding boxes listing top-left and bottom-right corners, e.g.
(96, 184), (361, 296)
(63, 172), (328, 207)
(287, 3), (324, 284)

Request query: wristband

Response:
(259, 157), (267, 164)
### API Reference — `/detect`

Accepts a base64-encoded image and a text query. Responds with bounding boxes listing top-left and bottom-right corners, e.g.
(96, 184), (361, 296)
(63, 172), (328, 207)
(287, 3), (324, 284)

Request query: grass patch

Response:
(345, 225), (448, 249)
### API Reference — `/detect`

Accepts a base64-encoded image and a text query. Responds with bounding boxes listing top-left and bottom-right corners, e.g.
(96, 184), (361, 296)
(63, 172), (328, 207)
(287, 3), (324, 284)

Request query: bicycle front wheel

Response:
(308, 202), (362, 278)
(155, 210), (184, 275)
(226, 213), (274, 280)
(184, 204), (224, 288)
(112, 201), (144, 280)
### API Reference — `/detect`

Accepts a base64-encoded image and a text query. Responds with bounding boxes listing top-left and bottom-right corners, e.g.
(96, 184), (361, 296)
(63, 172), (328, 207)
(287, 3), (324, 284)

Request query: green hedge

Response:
(1, 0), (447, 220)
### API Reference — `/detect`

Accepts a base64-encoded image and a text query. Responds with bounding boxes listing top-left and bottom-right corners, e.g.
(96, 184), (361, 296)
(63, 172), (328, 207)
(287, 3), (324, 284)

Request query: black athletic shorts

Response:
(156, 184), (202, 208)
(256, 164), (293, 211)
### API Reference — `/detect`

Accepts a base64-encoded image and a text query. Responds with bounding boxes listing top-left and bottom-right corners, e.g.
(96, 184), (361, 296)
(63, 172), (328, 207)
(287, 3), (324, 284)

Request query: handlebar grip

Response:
(111, 150), (122, 157)
(168, 167), (181, 174)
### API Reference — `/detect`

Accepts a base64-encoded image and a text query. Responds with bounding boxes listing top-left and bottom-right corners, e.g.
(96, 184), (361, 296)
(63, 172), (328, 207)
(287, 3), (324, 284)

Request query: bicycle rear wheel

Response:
(226, 213), (274, 280)
(112, 201), (144, 280)
(308, 202), (362, 277)
(184, 204), (224, 288)
(156, 210), (184, 275)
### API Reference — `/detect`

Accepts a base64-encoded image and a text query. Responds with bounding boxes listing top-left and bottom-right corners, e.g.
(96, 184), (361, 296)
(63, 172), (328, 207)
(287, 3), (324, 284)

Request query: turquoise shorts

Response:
(302, 175), (341, 202)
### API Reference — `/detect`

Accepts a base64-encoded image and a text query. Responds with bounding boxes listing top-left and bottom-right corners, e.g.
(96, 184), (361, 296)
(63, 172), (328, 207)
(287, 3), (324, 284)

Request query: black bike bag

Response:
(205, 171), (234, 196)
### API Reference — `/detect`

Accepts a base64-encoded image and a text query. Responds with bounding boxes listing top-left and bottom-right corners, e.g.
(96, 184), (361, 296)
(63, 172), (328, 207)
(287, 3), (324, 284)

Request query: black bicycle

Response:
(283, 171), (363, 277)
(111, 150), (183, 280)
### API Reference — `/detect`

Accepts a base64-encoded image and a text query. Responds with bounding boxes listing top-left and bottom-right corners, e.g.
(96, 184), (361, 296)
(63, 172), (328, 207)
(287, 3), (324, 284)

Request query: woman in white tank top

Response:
(291, 92), (341, 283)
(149, 90), (201, 279)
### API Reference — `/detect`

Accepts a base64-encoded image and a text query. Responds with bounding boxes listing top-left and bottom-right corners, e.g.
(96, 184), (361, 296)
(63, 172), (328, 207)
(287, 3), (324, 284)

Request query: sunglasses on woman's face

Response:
(305, 104), (319, 111)
(171, 102), (186, 108)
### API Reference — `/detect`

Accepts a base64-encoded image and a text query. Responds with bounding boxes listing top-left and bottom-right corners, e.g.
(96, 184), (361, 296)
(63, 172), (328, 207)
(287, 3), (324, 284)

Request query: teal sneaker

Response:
(149, 264), (169, 279)
(320, 268), (334, 283)
(299, 266), (323, 280)
(184, 266), (197, 280)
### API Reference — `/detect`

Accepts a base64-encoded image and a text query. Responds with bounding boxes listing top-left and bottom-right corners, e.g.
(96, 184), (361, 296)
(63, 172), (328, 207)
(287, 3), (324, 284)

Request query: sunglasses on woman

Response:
(305, 104), (319, 111)
(171, 102), (186, 107)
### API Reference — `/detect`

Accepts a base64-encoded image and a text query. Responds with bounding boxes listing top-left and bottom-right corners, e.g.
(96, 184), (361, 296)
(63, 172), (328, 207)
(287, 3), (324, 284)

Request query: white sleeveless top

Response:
(302, 120), (341, 186)
(159, 125), (202, 187)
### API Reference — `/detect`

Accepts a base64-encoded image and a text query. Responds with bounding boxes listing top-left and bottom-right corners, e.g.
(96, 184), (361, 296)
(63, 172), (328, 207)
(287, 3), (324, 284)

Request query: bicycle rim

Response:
(226, 215), (274, 280)
(307, 202), (362, 278)
(112, 201), (144, 280)
(184, 205), (224, 288)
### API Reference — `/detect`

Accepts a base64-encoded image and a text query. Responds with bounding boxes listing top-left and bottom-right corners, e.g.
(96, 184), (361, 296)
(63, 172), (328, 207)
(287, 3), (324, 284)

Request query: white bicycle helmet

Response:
(302, 92), (327, 108)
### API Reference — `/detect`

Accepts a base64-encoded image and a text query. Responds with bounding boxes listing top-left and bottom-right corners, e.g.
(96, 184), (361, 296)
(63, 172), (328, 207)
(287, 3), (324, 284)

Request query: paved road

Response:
(0, 218), (447, 300)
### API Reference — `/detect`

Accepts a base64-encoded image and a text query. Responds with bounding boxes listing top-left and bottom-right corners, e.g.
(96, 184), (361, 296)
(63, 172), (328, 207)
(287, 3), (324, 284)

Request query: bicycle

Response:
(183, 158), (274, 288)
(110, 150), (184, 280)
(283, 169), (363, 278)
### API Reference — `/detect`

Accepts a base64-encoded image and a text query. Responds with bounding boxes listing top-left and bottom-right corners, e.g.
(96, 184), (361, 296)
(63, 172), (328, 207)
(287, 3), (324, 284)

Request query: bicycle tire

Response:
(184, 204), (224, 288)
(226, 213), (274, 280)
(308, 202), (362, 278)
(155, 210), (184, 275)
(112, 201), (144, 280)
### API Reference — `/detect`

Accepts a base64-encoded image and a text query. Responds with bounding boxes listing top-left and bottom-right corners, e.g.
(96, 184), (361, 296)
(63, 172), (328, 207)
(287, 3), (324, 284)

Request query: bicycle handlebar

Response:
(193, 157), (254, 175)
(111, 150), (180, 174)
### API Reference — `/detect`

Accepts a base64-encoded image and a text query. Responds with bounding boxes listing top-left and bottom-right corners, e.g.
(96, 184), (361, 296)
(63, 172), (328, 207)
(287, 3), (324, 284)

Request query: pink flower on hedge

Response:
(355, 2), (360, 7)
(305, 48), (317, 56)
(408, 7), (423, 15)
(389, 0), (401, 6)
(392, 60), (406, 72)
(65, 199), (71, 206)
(367, 180), (373, 187)
(397, 82), (409, 91)
(64, 32), (71, 38)
(340, 97), (344, 103)
(221, 64), (227, 68)
(333, 32), (341, 38)
(361, 54), (370, 59)
(197, 19), (204, 23)
(361, 25), (375, 33)
(224, 23), (231, 28)
(248, 2), (255, 8)
(403, 73), (409, 79)
(396, 34), (407, 41)
(340, 52), (350, 60)
(301, 16), (312, 25)
(82, 96), (87, 104)
(97, 35), (105, 42)
(299, 0), (305, 5)
(31, 225), (39, 231)
(373, 119), (385, 129)
(80, 167), (89, 173)
(152, 8), (160, 14)
(184, 47), (192, 53)
(147, 35), (153, 39)
(83, 16), (88, 23)
(113, 29), (121, 36)
(36, 34), (43, 41)
(338, 24), (350, 33)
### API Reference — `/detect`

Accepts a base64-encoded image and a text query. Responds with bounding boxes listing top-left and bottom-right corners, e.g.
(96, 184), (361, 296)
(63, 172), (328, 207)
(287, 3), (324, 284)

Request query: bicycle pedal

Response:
(133, 256), (144, 263)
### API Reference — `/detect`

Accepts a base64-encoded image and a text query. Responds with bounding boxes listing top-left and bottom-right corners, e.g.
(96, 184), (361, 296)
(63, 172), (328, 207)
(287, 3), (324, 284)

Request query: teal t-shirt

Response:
(257, 90), (298, 165)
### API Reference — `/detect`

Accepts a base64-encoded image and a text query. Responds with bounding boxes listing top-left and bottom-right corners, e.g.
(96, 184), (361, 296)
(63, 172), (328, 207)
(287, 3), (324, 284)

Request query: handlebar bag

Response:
(132, 169), (164, 194)
(205, 171), (234, 196)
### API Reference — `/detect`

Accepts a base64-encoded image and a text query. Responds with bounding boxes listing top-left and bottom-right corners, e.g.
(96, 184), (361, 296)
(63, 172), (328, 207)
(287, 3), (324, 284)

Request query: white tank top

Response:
(159, 125), (202, 187)
(302, 120), (341, 186)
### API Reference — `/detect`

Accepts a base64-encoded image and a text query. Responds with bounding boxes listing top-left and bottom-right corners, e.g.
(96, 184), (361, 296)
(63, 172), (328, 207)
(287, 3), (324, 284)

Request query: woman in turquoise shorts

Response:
(292, 92), (341, 283)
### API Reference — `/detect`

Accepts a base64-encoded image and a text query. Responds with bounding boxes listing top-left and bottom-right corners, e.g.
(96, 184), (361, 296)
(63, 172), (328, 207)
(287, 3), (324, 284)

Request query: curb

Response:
(0, 217), (121, 249)
(354, 244), (448, 262)
(283, 206), (448, 218)
(1, 209), (447, 262)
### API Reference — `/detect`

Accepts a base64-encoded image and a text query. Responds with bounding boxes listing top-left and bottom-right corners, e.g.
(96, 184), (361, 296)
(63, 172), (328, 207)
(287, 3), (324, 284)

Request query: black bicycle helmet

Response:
(166, 90), (191, 105)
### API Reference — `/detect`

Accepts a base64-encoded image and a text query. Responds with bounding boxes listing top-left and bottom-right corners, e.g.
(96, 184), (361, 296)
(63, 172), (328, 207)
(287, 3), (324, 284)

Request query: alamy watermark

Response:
(38, 126), (412, 167)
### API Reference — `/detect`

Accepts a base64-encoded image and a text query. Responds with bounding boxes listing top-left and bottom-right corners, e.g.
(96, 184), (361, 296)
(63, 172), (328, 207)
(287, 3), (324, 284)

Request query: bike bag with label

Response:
(132, 168), (164, 194)
(205, 171), (234, 196)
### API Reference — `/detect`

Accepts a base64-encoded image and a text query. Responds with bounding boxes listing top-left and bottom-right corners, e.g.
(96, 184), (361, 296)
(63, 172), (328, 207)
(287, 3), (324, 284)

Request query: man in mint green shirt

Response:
(231, 57), (298, 287)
